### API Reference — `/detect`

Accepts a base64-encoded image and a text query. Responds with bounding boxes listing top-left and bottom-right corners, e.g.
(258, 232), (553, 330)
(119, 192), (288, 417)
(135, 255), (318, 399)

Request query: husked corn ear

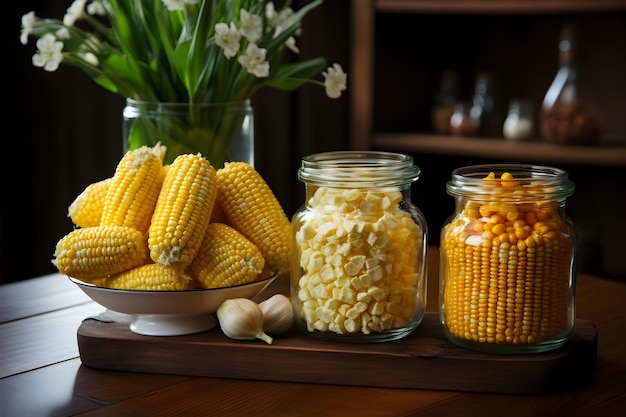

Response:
(101, 145), (165, 234)
(188, 223), (265, 289)
(52, 225), (149, 280)
(148, 153), (217, 268)
(216, 162), (291, 273)
(68, 177), (112, 228)
(104, 263), (196, 290)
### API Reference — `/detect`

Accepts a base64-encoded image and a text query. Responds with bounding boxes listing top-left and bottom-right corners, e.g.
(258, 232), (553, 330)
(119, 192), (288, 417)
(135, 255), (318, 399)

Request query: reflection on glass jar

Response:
(291, 151), (428, 343)
(440, 165), (577, 354)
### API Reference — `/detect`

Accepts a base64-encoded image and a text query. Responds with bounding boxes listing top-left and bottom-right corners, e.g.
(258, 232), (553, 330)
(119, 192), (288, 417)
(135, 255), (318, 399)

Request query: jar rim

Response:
(298, 151), (421, 188)
(447, 164), (575, 199)
(125, 98), (251, 108)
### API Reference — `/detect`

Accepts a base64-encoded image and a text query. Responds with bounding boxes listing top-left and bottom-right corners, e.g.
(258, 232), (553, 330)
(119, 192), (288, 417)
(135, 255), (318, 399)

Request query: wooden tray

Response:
(77, 313), (597, 395)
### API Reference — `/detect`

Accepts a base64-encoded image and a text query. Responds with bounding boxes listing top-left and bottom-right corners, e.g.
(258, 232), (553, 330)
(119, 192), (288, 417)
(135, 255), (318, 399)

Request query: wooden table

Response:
(2, 247), (625, 417)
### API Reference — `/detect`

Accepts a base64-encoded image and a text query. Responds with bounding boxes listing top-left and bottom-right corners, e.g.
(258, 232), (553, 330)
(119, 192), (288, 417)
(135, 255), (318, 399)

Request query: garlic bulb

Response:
(216, 298), (273, 344)
(259, 294), (294, 335)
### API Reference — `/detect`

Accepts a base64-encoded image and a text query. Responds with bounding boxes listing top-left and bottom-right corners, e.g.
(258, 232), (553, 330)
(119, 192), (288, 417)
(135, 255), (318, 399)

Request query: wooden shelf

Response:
(374, 133), (626, 168)
(375, 0), (626, 14)
(349, 0), (626, 167)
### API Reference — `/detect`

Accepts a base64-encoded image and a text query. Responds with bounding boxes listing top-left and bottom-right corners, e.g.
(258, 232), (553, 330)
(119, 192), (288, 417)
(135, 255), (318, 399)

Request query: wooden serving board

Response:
(77, 313), (597, 395)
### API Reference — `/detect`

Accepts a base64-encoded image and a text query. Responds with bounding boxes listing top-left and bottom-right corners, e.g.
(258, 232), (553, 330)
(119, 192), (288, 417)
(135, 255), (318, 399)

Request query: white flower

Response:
(22, 0), (348, 104)
(266, 2), (294, 36)
(87, 0), (106, 16)
(20, 11), (37, 45)
(56, 27), (71, 40)
(162, 0), (198, 12)
(285, 36), (299, 54)
(64, 0), (87, 27)
(32, 34), (64, 72)
(238, 43), (270, 78)
(239, 9), (262, 43)
(215, 22), (241, 59)
(322, 63), (347, 99)
(80, 51), (99, 66)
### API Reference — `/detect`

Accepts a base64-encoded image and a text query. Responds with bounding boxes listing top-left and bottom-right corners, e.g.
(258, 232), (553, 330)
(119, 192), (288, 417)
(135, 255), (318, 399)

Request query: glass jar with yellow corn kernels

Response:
(291, 151), (428, 343)
(440, 164), (577, 354)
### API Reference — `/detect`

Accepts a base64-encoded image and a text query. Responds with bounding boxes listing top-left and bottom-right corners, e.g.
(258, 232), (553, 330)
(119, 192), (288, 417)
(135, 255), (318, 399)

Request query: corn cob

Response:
(104, 263), (196, 290)
(52, 225), (149, 281)
(188, 223), (265, 289)
(68, 177), (112, 228)
(101, 145), (165, 235)
(148, 153), (217, 268)
(216, 162), (291, 274)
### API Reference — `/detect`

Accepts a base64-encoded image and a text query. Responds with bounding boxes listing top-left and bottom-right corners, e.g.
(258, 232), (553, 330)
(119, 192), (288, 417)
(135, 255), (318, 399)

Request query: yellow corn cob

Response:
(101, 144), (165, 235)
(68, 177), (112, 228)
(216, 162), (291, 274)
(188, 223), (265, 289)
(104, 263), (196, 290)
(52, 225), (149, 281)
(148, 153), (217, 268)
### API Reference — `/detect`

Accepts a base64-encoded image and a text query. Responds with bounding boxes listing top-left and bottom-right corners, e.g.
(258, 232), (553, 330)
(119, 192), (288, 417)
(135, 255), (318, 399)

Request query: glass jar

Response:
(450, 101), (480, 137)
(431, 70), (460, 134)
(291, 151), (428, 343)
(440, 165), (577, 354)
(539, 22), (601, 145)
(470, 72), (502, 137)
(503, 99), (535, 141)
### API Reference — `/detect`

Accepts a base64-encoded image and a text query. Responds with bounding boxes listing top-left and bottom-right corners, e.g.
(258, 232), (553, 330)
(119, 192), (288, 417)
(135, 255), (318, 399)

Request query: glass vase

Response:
(122, 99), (254, 167)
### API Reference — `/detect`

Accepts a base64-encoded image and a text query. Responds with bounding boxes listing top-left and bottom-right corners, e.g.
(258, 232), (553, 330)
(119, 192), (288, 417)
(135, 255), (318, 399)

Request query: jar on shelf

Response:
(291, 151), (428, 343)
(539, 22), (601, 145)
(503, 99), (535, 141)
(450, 101), (480, 136)
(431, 70), (460, 134)
(470, 72), (502, 137)
(439, 164), (577, 354)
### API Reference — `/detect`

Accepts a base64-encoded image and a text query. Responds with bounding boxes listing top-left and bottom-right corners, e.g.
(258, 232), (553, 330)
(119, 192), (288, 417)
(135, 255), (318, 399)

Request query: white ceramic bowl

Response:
(70, 270), (277, 336)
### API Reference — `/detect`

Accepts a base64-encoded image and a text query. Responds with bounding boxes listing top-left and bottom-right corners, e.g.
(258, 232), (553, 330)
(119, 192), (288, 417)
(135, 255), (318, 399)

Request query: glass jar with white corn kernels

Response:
(440, 164), (577, 354)
(291, 151), (428, 342)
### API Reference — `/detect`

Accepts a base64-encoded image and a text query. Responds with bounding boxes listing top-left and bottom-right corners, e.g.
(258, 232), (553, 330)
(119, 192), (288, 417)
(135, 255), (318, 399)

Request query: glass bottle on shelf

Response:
(503, 99), (535, 141)
(431, 70), (460, 134)
(450, 101), (479, 136)
(539, 22), (601, 145)
(470, 72), (502, 137)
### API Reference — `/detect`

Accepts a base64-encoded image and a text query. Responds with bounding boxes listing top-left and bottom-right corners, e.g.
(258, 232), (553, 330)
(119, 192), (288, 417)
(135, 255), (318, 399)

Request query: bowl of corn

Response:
(70, 269), (277, 336)
(52, 146), (293, 336)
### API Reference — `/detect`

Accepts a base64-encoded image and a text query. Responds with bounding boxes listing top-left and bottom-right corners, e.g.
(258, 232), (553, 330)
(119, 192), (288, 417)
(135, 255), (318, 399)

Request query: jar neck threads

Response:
(446, 164), (575, 201)
(298, 151), (421, 188)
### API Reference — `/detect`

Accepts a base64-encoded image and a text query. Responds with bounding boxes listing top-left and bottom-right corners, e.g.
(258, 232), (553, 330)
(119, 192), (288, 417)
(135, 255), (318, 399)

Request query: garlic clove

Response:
(258, 293), (294, 335)
(216, 298), (273, 344)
